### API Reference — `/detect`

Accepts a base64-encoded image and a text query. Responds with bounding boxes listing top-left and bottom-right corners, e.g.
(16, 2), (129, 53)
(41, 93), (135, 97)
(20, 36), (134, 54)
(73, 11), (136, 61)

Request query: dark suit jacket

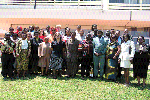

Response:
(30, 37), (43, 57)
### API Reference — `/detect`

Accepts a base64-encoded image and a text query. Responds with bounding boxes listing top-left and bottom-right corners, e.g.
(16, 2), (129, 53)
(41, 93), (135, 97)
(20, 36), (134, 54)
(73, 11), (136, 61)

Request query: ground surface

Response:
(0, 67), (150, 99)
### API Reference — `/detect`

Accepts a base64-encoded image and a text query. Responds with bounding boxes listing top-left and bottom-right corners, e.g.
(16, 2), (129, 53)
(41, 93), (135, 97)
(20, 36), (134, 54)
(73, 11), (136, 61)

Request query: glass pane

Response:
(142, 0), (150, 4)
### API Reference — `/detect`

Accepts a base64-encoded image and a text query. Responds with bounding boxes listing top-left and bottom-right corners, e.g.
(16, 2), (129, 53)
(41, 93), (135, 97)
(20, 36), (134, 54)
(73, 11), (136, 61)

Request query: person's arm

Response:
(38, 43), (42, 57)
(113, 45), (121, 59)
(28, 41), (31, 58)
(130, 41), (135, 58)
(16, 40), (20, 57)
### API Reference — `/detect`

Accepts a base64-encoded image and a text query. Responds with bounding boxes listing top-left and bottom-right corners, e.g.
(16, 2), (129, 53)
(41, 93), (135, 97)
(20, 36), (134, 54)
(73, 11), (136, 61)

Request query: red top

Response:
(39, 36), (46, 42)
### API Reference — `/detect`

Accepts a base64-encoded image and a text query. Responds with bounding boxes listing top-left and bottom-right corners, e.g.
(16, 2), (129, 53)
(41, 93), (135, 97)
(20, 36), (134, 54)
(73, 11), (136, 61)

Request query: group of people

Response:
(0, 24), (149, 87)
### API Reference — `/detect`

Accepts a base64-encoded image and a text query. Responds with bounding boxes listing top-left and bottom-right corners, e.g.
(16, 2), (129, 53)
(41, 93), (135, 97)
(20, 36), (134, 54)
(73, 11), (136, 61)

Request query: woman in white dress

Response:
(118, 33), (135, 86)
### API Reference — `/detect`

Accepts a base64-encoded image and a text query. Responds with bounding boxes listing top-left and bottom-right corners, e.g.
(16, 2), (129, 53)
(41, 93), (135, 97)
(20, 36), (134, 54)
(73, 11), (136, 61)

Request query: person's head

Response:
(94, 29), (98, 36)
(56, 25), (61, 32)
(40, 29), (44, 36)
(79, 29), (84, 36)
(65, 27), (71, 36)
(115, 30), (120, 38)
(18, 31), (22, 38)
(51, 27), (56, 35)
(29, 26), (34, 31)
(5, 32), (11, 40)
(44, 37), (49, 43)
(97, 30), (103, 38)
(123, 33), (130, 42)
(86, 33), (92, 41)
(77, 25), (81, 31)
(110, 34), (117, 42)
(34, 26), (39, 31)
(9, 27), (14, 33)
(106, 30), (110, 37)
(12, 33), (18, 40)
(92, 24), (97, 31)
(137, 36), (145, 44)
(46, 25), (50, 32)
(27, 32), (31, 39)
(55, 32), (61, 40)
(34, 31), (39, 38)
(111, 29), (115, 35)
(22, 33), (27, 40)
(71, 32), (76, 39)
(124, 29), (128, 34)
(17, 26), (22, 32)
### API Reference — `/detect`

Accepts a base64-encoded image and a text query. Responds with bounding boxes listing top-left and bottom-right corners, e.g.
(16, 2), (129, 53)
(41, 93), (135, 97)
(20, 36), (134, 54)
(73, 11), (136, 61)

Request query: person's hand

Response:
(27, 55), (30, 58)
(113, 56), (116, 59)
(94, 53), (99, 56)
(16, 54), (19, 58)
(39, 56), (41, 58)
(130, 57), (133, 63)
(118, 58), (121, 63)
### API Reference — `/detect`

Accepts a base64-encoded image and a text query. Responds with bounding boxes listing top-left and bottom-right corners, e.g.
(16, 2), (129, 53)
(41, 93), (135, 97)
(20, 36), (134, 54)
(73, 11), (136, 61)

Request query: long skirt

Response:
(38, 56), (50, 68)
(105, 58), (118, 80)
(16, 49), (29, 71)
(133, 52), (149, 79)
(49, 54), (63, 70)
(66, 57), (78, 76)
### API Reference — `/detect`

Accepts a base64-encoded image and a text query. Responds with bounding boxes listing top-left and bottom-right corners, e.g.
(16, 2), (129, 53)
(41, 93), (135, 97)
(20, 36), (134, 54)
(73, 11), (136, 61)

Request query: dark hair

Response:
(111, 34), (117, 41)
(98, 30), (103, 35)
(12, 33), (18, 37)
(137, 36), (145, 42)
(123, 33), (131, 41)
(77, 25), (81, 28)
(94, 29), (98, 36)
(71, 31), (76, 36)
(34, 31), (39, 36)
(65, 27), (70, 36)
(91, 24), (97, 31)
(9, 27), (14, 31)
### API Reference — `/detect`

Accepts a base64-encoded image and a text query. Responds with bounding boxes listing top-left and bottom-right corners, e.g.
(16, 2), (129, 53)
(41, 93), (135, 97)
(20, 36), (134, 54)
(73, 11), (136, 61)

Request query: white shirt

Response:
(75, 30), (80, 36)
(75, 35), (85, 41)
(119, 40), (135, 60)
(21, 40), (28, 49)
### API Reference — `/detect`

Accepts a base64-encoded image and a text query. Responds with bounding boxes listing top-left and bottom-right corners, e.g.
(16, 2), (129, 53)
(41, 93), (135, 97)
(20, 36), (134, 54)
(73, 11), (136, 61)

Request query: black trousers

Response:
(1, 53), (14, 77)
(81, 56), (92, 77)
(117, 63), (122, 78)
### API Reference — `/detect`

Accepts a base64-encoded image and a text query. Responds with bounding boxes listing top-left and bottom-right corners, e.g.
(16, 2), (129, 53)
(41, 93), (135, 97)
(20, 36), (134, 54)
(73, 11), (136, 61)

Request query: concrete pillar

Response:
(103, 0), (109, 10)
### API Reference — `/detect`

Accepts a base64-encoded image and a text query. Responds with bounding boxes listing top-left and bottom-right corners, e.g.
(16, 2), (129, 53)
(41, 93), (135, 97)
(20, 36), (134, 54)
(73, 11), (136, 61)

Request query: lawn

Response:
(0, 68), (150, 99)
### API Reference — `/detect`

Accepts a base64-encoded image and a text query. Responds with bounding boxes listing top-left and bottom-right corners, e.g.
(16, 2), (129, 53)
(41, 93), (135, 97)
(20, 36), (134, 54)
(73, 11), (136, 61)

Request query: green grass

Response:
(0, 69), (150, 99)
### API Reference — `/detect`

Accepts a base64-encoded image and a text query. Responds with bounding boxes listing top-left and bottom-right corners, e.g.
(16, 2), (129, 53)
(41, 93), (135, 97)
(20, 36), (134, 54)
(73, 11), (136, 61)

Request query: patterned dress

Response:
(49, 40), (65, 70)
(16, 39), (31, 70)
(66, 38), (79, 76)
(105, 41), (119, 80)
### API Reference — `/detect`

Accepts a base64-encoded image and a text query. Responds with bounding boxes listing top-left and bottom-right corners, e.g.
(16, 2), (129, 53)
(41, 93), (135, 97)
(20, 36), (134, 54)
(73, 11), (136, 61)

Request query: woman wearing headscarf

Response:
(118, 33), (135, 86)
(105, 34), (121, 81)
(38, 37), (51, 76)
(133, 36), (149, 87)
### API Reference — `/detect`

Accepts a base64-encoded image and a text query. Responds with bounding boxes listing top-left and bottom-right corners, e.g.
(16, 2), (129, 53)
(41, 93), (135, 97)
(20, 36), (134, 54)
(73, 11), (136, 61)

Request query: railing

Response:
(0, 0), (102, 9)
(109, 3), (150, 10)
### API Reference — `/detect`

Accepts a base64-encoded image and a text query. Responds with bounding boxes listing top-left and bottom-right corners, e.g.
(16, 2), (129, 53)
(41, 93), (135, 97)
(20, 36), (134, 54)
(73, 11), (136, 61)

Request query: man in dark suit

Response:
(30, 31), (43, 74)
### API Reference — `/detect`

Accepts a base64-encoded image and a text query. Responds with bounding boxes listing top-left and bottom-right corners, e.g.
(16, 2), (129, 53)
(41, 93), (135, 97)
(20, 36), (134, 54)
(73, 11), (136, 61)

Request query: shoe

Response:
(53, 76), (57, 79)
(100, 76), (103, 80)
(81, 76), (84, 80)
(124, 83), (129, 87)
(3, 77), (7, 80)
(10, 77), (14, 80)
